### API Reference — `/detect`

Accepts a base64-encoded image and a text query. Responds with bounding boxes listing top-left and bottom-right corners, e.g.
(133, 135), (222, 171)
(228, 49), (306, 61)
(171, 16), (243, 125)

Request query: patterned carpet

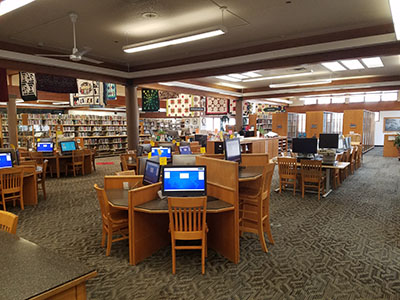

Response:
(9, 148), (400, 300)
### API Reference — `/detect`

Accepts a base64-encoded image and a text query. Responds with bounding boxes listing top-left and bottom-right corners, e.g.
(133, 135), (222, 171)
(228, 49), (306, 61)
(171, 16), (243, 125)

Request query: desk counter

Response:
(0, 231), (96, 300)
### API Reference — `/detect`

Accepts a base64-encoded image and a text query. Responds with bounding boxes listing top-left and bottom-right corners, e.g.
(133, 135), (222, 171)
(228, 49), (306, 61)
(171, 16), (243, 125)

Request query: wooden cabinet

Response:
(306, 111), (325, 138)
(383, 134), (398, 157)
(343, 109), (375, 152)
(272, 113), (288, 136)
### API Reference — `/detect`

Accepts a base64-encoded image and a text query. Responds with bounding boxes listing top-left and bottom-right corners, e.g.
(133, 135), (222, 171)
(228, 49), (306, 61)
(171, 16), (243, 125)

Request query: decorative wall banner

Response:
(167, 94), (192, 117)
(142, 88), (160, 112)
(159, 90), (179, 100)
(206, 97), (228, 115)
(229, 99), (236, 115)
(70, 79), (104, 107)
(191, 95), (205, 117)
(104, 83), (117, 101)
(0, 68), (9, 102)
(19, 72), (37, 101)
(36, 73), (78, 93)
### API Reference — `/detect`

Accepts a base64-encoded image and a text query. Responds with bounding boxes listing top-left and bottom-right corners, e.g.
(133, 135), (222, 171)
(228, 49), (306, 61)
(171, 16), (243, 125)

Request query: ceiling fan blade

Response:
(80, 56), (103, 64)
(35, 54), (70, 57)
(75, 46), (92, 57)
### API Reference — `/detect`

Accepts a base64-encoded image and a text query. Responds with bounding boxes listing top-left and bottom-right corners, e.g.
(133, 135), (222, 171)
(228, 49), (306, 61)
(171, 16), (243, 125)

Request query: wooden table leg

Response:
(56, 157), (60, 178)
(23, 174), (38, 206)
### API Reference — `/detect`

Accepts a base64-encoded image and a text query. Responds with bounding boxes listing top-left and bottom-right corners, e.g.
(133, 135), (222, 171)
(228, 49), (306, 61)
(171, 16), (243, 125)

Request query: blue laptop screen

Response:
(37, 142), (54, 152)
(60, 141), (76, 152)
(0, 152), (13, 169)
(179, 146), (192, 154)
(151, 147), (171, 158)
(163, 167), (205, 193)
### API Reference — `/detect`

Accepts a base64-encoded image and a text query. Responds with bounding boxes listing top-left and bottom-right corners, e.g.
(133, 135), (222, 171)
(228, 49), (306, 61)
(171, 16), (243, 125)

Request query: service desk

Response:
(0, 231), (96, 300)
(383, 134), (398, 157)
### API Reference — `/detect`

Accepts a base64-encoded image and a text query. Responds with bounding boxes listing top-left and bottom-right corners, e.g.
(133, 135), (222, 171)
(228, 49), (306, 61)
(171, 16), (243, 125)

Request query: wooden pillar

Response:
(235, 98), (243, 132)
(7, 98), (18, 148)
(125, 82), (139, 150)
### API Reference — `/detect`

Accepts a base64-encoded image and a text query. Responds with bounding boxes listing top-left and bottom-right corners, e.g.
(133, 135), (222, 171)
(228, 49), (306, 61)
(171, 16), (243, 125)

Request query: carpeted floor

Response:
(9, 148), (400, 300)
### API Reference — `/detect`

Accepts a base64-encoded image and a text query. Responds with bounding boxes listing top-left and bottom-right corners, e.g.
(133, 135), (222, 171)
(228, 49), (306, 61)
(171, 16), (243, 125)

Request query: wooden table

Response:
(44, 153), (93, 178)
(23, 171), (38, 206)
(0, 231), (96, 300)
(238, 166), (263, 182)
(106, 190), (235, 265)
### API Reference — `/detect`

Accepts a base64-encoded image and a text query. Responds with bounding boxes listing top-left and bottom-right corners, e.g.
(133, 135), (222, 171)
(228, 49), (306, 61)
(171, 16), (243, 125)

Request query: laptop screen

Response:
(179, 146), (192, 154)
(143, 160), (161, 185)
(0, 152), (13, 169)
(60, 141), (76, 152)
(37, 142), (54, 152)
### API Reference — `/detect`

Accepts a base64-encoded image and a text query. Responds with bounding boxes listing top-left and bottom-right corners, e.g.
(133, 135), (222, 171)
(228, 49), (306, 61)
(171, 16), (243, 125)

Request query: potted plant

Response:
(394, 133), (400, 160)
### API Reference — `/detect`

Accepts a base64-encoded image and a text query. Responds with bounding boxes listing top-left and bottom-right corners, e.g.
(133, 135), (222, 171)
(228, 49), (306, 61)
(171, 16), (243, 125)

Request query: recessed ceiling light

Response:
(242, 72), (262, 78)
(215, 75), (241, 82)
(361, 57), (384, 68)
(321, 61), (346, 72)
(340, 59), (364, 70)
(269, 79), (332, 88)
(228, 73), (248, 79)
(242, 71), (313, 82)
(0, 0), (36, 16)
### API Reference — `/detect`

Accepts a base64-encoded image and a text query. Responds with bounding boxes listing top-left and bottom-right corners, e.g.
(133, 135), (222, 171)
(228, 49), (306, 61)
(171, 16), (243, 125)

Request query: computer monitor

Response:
(292, 138), (318, 154)
(162, 166), (206, 197)
(0, 148), (18, 166)
(151, 147), (172, 161)
(0, 152), (13, 169)
(37, 142), (54, 153)
(194, 134), (207, 147)
(224, 138), (241, 163)
(143, 160), (161, 185)
(59, 141), (77, 154)
(179, 145), (192, 155)
(319, 134), (339, 149)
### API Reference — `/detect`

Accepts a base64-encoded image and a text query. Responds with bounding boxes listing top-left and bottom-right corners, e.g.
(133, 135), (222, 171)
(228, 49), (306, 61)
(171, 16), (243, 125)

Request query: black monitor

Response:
(59, 141), (77, 154)
(194, 134), (207, 147)
(319, 134), (339, 149)
(224, 138), (241, 163)
(0, 152), (13, 169)
(162, 166), (206, 197)
(292, 138), (318, 154)
(37, 142), (54, 153)
(179, 145), (192, 155)
(143, 160), (161, 185)
(151, 146), (172, 162)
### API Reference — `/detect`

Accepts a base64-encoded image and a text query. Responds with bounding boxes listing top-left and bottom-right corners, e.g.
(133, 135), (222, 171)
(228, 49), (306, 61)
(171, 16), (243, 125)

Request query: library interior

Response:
(1, 0), (400, 299)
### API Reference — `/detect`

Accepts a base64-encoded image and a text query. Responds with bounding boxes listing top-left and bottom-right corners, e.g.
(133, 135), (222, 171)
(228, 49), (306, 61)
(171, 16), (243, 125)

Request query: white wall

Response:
(375, 110), (400, 146)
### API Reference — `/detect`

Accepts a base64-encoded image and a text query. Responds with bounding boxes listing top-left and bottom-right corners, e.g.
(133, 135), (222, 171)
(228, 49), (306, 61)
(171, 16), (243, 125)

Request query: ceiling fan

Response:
(36, 13), (103, 64)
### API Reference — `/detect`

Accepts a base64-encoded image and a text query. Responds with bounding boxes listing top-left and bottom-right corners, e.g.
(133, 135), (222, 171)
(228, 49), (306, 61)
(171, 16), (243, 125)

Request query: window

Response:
(365, 93), (380, 102)
(375, 112), (380, 122)
(331, 96), (345, 104)
(349, 94), (364, 103)
(382, 92), (398, 101)
(318, 97), (331, 105)
(304, 98), (317, 105)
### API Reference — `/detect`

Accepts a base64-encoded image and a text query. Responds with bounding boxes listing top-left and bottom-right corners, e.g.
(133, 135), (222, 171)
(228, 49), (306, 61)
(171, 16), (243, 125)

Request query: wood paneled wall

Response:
(272, 112), (288, 136)
(343, 110), (364, 135)
(306, 111), (324, 138)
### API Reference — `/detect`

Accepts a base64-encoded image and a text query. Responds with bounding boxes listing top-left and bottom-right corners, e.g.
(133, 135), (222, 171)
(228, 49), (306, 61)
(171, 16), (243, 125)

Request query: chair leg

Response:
(279, 180), (282, 194)
(301, 181), (304, 198)
(293, 180), (296, 196)
(101, 227), (106, 247)
(172, 243), (176, 275)
(258, 218), (268, 253)
(265, 215), (274, 244)
(201, 238), (206, 274)
(73, 166), (76, 177)
(106, 229), (112, 256)
(317, 183), (321, 201)
(20, 194), (24, 210)
(42, 181), (47, 201)
(2, 198), (6, 211)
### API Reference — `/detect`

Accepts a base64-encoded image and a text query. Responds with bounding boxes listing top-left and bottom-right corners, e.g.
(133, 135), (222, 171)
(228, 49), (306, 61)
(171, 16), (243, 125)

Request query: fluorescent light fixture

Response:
(242, 72), (262, 78)
(340, 59), (364, 70)
(264, 98), (293, 104)
(215, 75), (241, 82)
(318, 97), (331, 105)
(365, 93), (380, 102)
(228, 73), (248, 79)
(349, 95), (364, 103)
(382, 91), (398, 101)
(361, 57), (384, 68)
(159, 81), (242, 97)
(269, 79), (332, 88)
(217, 82), (245, 89)
(303, 98), (317, 105)
(53, 102), (70, 105)
(123, 26), (226, 53)
(389, 0), (400, 40)
(321, 61), (346, 72)
(331, 96), (345, 104)
(242, 71), (313, 82)
(37, 100), (55, 103)
(0, 0), (35, 16)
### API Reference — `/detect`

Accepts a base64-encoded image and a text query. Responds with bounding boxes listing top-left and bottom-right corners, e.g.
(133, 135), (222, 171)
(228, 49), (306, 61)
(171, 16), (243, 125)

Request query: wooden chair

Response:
(120, 153), (138, 173)
(277, 157), (298, 196)
(19, 160), (36, 167)
(356, 144), (362, 169)
(29, 151), (44, 165)
(241, 153), (269, 167)
(168, 196), (207, 275)
(0, 167), (24, 211)
(332, 153), (343, 189)
(104, 175), (144, 190)
(92, 147), (97, 171)
(239, 163), (275, 252)
(115, 170), (136, 176)
(350, 147), (357, 174)
(300, 160), (324, 200)
(0, 211), (18, 234)
(37, 160), (48, 200)
(65, 150), (85, 176)
(17, 148), (30, 160)
(340, 149), (351, 182)
(94, 184), (128, 256)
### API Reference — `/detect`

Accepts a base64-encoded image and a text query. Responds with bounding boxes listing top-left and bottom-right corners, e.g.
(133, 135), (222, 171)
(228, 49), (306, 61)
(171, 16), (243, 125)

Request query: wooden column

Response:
(235, 98), (243, 132)
(125, 82), (139, 150)
(7, 98), (17, 148)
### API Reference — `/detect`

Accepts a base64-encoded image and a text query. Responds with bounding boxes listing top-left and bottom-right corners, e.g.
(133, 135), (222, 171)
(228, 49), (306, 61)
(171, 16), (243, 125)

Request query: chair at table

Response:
(332, 153), (343, 189)
(115, 170), (136, 176)
(277, 157), (298, 196)
(356, 145), (362, 169)
(30, 151), (54, 177)
(239, 163), (275, 252)
(340, 149), (351, 182)
(241, 153), (269, 167)
(65, 150), (85, 176)
(91, 147), (97, 171)
(120, 153), (138, 173)
(0, 167), (24, 211)
(168, 196), (207, 275)
(350, 146), (357, 174)
(104, 175), (144, 190)
(300, 160), (324, 200)
(0, 211), (18, 234)
(19, 160), (36, 167)
(94, 184), (128, 256)
(37, 160), (48, 200)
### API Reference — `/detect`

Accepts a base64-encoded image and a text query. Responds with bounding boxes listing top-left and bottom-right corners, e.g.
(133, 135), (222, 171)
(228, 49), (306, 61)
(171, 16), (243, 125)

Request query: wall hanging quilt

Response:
(19, 72), (37, 101)
(206, 97), (228, 115)
(191, 95), (205, 117)
(70, 79), (104, 107)
(104, 83), (117, 101)
(166, 94), (192, 117)
(159, 90), (179, 100)
(142, 88), (160, 112)
(229, 99), (236, 115)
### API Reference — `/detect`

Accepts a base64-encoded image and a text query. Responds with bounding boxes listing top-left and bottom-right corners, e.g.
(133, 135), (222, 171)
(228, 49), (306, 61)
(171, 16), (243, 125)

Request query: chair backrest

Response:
(357, 145), (362, 160)
(351, 146), (357, 161)
(262, 163), (275, 200)
(19, 160), (37, 167)
(300, 160), (322, 182)
(120, 153), (137, 171)
(29, 151), (44, 164)
(278, 157), (297, 179)
(0, 211), (18, 234)
(336, 153), (343, 163)
(72, 150), (85, 163)
(168, 196), (207, 240)
(241, 153), (269, 167)
(344, 149), (351, 162)
(115, 170), (136, 175)
(0, 167), (24, 194)
(41, 160), (48, 180)
(94, 184), (110, 225)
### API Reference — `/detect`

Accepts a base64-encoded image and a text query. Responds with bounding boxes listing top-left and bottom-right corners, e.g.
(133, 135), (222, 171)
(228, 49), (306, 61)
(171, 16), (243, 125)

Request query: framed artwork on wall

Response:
(142, 88), (160, 112)
(384, 117), (400, 132)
